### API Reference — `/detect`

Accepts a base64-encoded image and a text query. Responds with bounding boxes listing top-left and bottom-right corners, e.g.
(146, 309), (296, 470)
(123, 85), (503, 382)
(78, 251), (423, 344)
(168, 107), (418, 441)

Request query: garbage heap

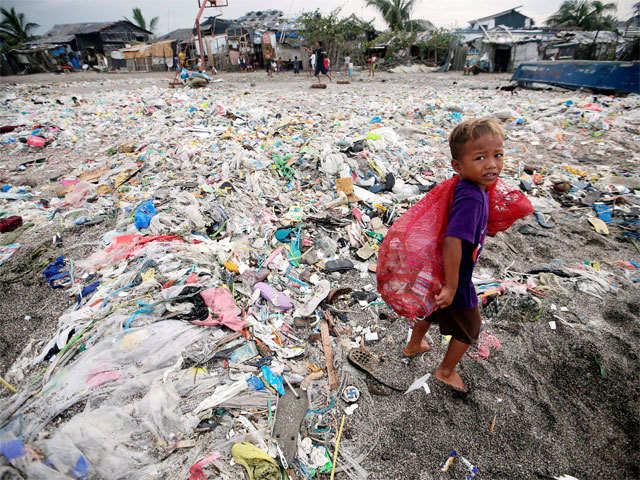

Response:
(0, 77), (639, 480)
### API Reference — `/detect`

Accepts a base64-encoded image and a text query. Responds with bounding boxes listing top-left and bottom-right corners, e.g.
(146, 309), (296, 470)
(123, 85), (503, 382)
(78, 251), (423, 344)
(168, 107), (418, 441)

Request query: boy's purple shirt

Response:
(444, 178), (489, 309)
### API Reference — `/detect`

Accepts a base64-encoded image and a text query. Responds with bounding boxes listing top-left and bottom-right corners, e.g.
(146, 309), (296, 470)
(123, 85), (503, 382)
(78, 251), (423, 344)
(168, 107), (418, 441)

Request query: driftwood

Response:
(320, 320), (339, 390)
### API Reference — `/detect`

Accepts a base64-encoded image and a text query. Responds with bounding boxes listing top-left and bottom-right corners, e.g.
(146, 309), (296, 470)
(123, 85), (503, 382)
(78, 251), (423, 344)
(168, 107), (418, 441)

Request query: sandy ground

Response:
(0, 69), (638, 480)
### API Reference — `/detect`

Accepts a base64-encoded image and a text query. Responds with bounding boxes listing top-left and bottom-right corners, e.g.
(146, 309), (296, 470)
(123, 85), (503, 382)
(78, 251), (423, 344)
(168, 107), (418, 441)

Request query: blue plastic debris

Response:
(134, 200), (156, 230)
(593, 203), (612, 223)
(247, 375), (266, 391)
(75, 281), (100, 305)
(0, 437), (26, 461)
(43, 255), (70, 289)
(72, 454), (89, 478)
(260, 365), (285, 395)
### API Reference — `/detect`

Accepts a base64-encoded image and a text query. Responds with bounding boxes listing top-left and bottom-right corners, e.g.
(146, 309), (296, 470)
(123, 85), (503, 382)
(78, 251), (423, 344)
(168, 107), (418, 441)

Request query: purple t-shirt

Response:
(444, 179), (489, 309)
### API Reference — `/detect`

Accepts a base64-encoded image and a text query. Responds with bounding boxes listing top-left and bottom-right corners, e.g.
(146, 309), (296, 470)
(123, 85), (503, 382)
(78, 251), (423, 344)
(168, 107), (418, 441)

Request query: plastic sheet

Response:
(21, 321), (207, 441)
(134, 380), (199, 443)
(45, 406), (151, 479)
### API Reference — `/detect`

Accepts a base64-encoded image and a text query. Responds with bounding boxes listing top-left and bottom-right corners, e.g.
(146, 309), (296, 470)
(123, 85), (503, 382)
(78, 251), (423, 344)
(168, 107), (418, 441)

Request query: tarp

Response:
(151, 40), (172, 58)
(121, 44), (152, 59)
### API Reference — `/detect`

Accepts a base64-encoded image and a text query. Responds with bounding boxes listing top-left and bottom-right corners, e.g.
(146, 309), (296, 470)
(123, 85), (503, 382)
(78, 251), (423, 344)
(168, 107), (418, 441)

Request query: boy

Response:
(304, 41), (332, 82)
(403, 118), (505, 393)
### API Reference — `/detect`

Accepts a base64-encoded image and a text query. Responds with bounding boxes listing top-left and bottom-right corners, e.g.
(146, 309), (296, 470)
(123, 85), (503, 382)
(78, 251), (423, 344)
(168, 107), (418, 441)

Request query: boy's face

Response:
(452, 134), (504, 189)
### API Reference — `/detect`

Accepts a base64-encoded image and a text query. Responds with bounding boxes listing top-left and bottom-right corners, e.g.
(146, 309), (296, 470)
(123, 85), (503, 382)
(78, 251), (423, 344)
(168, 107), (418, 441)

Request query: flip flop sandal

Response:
(272, 386), (308, 466)
(534, 211), (555, 229)
(518, 224), (551, 237)
(294, 279), (331, 317)
(325, 259), (354, 272)
(347, 347), (406, 392)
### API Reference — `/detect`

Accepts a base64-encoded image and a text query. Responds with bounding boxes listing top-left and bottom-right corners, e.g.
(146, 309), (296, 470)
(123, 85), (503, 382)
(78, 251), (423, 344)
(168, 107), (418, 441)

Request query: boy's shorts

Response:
(423, 305), (481, 345)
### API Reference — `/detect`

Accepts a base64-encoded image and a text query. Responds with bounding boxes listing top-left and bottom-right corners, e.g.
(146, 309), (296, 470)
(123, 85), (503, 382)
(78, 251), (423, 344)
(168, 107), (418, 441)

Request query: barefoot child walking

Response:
(402, 118), (506, 393)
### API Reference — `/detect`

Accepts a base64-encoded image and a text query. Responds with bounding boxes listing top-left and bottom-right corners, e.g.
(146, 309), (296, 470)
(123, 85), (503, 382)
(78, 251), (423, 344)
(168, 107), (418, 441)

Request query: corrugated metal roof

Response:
(469, 6), (530, 24)
(154, 28), (193, 43)
(25, 34), (76, 45)
(46, 21), (151, 36)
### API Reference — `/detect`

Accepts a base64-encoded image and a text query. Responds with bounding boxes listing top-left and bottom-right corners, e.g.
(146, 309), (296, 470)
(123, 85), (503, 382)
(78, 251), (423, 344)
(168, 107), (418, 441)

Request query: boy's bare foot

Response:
(402, 339), (431, 357)
(434, 367), (468, 393)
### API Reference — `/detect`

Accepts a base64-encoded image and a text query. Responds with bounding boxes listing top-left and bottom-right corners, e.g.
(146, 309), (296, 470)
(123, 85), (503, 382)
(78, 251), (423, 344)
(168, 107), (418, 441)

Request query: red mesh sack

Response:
(377, 176), (532, 319)
(486, 179), (534, 236)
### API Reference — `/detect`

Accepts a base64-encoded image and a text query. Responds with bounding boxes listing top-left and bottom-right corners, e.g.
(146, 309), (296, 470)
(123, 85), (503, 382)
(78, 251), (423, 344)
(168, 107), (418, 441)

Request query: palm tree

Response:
(404, 19), (434, 32)
(546, 0), (618, 31)
(0, 7), (39, 47)
(366, 0), (428, 31)
(124, 7), (158, 33)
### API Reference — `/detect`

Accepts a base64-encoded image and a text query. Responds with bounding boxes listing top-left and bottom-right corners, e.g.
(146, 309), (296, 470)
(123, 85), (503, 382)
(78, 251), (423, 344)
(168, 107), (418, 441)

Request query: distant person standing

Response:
(369, 55), (377, 78)
(293, 56), (300, 74)
(178, 49), (186, 69)
(344, 54), (352, 80)
(309, 52), (316, 77)
(265, 53), (273, 77)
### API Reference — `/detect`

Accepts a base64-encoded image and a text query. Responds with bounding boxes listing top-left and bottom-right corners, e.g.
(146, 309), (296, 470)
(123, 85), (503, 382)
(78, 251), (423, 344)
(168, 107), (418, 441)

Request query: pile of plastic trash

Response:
(0, 75), (639, 480)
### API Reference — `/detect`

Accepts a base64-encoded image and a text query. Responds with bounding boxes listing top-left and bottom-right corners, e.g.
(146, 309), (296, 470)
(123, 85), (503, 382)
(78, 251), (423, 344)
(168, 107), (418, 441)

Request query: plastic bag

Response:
(63, 181), (95, 207)
(231, 442), (280, 480)
(134, 200), (156, 230)
(377, 176), (532, 319)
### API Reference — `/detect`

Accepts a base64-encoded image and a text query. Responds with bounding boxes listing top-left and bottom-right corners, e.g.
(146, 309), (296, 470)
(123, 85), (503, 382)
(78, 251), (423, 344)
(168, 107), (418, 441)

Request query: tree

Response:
(365, 0), (431, 31)
(124, 7), (158, 33)
(0, 7), (39, 47)
(546, 0), (618, 31)
(299, 10), (375, 65)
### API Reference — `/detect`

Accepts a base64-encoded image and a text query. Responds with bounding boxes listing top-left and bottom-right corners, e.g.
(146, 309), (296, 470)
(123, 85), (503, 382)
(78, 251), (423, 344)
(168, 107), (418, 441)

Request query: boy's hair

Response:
(449, 118), (505, 159)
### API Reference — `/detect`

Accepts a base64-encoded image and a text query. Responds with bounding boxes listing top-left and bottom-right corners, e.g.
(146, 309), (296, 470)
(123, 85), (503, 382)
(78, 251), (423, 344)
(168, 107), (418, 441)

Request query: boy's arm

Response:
(435, 236), (462, 308)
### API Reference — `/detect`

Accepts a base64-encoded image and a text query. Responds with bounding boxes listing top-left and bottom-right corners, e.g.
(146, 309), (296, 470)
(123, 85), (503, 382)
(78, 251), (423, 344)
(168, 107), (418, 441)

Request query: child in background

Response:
(402, 118), (505, 393)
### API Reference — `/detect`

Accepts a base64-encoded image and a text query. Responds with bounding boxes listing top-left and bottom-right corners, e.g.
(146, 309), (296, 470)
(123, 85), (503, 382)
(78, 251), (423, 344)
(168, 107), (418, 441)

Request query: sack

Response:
(377, 176), (532, 319)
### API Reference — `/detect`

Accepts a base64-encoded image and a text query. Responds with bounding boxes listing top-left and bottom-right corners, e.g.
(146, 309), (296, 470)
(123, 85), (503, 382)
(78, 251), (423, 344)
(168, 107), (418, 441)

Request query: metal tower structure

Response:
(195, 0), (228, 71)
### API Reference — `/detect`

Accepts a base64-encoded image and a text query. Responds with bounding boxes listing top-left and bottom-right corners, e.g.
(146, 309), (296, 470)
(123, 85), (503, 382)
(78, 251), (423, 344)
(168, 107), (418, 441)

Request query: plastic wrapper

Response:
(377, 176), (533, 319)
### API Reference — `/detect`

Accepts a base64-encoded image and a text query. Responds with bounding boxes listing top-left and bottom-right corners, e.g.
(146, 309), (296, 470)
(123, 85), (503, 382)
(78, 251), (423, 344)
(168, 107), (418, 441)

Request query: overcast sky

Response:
(1, 0), (636, 36)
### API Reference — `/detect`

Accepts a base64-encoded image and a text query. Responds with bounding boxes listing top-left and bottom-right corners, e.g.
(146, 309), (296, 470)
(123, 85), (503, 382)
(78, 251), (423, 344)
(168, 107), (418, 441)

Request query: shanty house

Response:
(26, 21), (152, 57)
(469, 7), (534, 31)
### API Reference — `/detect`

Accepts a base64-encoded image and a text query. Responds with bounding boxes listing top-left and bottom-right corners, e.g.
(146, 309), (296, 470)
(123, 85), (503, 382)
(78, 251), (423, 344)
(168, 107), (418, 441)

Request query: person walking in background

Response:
(304, 41), (331, 82)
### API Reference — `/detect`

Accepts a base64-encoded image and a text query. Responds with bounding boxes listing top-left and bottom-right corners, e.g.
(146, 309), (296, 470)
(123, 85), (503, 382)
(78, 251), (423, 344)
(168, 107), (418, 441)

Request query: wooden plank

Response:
(320, 320), (338, 390)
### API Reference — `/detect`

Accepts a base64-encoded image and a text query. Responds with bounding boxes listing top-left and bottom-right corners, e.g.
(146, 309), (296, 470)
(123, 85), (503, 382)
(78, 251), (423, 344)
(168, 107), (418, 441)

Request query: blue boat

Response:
(511, 61), (640, 94)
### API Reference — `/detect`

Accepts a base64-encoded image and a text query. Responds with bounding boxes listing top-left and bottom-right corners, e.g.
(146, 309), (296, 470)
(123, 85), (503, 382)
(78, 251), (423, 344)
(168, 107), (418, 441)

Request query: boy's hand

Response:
(436, 286), (456, 309)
